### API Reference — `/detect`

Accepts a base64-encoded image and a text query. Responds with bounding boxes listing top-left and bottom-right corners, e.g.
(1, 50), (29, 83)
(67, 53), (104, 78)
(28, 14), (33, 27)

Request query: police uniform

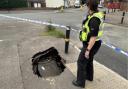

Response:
(76, 11), (104, 87)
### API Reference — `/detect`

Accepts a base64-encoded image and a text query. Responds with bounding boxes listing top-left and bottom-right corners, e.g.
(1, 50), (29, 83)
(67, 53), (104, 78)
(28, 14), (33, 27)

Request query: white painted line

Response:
(70, 42), (81, 52)
(71, 28), (78, 32)
(120, 50), (128, 56)
(102, 42), (128, 56)
(111, 45), (116, 49)
(0, 40), (3, 42)
(8, 26), (16, 28)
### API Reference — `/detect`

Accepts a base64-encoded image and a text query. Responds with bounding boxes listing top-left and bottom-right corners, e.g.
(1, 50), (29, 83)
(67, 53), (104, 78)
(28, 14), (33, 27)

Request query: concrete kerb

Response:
(66, 41), (128, 89)
(69, 41), (128, 82)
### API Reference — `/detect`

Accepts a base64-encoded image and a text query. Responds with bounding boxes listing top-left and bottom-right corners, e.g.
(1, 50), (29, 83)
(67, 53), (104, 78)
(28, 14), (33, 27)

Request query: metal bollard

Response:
(108, 9), (109, 13)
(80, 5), (83, 11)
(112, 9), (114, 12)
(114, 9), (116, 12)
(65, 26), (71, 54)
(60, 6), (64, 13)
(121, 11), (125, 24)
(104, 11), (106, 20)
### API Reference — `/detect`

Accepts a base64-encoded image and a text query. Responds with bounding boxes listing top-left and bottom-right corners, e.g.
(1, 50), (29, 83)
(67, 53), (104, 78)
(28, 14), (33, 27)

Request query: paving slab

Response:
(18, 36), (81, 89)
(0, 41), (23, 89)
(0, 18), (45, 42)
(66, 61), (128, 89)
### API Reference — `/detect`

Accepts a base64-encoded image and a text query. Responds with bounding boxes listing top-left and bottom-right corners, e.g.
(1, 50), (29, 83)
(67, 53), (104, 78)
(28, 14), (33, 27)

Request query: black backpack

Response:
(32, 47), (66, 77)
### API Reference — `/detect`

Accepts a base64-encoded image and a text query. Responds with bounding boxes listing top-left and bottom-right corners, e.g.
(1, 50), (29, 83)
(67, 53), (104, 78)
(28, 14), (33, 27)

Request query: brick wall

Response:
(120, 2), (128, 11)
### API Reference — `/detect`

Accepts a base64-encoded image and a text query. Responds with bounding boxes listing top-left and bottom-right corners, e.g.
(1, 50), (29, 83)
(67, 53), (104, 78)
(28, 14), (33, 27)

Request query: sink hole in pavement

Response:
(32, 47), (66, 78)
(37, 57), (66, 78)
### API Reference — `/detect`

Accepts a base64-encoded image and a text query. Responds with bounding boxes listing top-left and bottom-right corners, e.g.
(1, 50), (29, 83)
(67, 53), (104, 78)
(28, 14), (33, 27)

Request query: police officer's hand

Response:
(85, 50), (90, 59)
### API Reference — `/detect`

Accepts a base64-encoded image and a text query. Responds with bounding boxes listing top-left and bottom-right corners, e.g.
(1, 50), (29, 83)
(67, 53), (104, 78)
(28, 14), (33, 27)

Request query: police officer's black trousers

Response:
(77, 40), (101, 86)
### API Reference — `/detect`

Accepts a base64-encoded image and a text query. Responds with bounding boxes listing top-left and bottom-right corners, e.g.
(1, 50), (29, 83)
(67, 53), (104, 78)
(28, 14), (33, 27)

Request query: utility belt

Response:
(82, 40), (102, 48)
(79, 30), (101, 42)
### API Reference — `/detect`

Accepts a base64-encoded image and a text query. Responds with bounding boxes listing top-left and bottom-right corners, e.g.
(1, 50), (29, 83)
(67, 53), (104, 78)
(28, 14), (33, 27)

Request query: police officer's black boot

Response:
(86, 77), (93, 81)
(72, 80), (85, 88)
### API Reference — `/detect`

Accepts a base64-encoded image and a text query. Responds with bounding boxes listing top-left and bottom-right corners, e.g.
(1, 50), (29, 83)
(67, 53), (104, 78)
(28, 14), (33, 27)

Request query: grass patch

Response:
(41, 24), (65, 38)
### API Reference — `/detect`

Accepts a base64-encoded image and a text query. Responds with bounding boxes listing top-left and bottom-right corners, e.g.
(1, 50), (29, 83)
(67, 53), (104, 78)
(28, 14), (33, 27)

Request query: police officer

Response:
(72, 0), (104, 88)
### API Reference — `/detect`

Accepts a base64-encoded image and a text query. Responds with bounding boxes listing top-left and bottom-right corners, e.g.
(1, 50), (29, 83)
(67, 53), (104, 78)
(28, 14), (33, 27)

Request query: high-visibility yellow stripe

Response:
(80, 12), (104, 41)
(65, 39), (70, 42)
